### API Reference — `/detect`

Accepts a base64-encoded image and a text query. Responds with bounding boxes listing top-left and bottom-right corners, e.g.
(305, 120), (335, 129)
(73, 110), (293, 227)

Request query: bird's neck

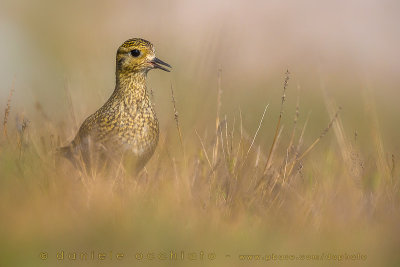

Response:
(114, 71), (149, 101)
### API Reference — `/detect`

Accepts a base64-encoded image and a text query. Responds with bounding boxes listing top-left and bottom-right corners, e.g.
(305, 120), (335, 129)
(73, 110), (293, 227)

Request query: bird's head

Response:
(116, 38), (171, 74)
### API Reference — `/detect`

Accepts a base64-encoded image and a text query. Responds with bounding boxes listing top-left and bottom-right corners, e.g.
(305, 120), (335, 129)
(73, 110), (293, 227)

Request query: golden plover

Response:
(59, 38), (171, 173)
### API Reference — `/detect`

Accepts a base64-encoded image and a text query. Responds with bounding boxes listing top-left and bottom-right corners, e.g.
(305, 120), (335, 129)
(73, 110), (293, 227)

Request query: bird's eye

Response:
(130, 49), (141, 57)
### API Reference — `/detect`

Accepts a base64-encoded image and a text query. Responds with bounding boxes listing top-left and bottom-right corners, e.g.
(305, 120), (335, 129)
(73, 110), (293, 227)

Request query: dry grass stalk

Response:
(294, 111), (311, 159)
(363, 89), (391, 180)
(224, 114), (230, 160)
(233, 108), (244, 170)
(245, 104), (269, 161)
(284, 111), (310, 180)
(213, 68), (223, 165)
(3, 79), (15, 140)
(283, 93), (300, 180)
(322, 85), (352, 166)
(264, 70), (290, 173)
(195, 129), (213, 171)
(219, 120), (230, 173)
(170, 85), (184, 157)
(288, 90), (300, 150)
(391, 154), (396, 185)
(16, 114), (30, 159)
(230, 115), (235, 156)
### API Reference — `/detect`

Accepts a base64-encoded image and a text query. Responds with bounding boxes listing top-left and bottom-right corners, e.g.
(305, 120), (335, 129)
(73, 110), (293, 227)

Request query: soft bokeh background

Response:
(1, 0), (400, 266)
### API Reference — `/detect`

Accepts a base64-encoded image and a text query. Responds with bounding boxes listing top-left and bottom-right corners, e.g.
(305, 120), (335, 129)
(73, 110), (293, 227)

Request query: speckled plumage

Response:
(60, 38), (170, 173)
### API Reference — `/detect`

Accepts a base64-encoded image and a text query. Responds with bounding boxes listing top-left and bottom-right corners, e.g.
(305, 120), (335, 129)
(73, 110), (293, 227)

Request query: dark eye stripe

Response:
(130, 49), (141, 57)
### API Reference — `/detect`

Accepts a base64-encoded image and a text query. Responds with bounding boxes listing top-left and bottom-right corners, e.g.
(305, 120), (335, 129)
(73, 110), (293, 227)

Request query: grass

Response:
(0, 71), (399, 267)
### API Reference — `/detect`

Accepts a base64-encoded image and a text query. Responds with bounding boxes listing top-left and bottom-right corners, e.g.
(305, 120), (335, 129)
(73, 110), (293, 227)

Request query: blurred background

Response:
(1, 0), (400, 266)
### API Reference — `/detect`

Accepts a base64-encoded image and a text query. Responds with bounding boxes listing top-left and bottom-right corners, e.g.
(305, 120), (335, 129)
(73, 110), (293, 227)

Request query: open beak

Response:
(151, 57), (171, 72)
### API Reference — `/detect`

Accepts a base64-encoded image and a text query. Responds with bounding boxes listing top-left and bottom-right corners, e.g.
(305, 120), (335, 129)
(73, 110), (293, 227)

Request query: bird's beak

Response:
(151, 57), (171, 72)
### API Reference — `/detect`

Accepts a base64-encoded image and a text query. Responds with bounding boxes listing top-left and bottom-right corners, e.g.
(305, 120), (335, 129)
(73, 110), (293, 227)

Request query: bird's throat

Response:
(115, 71), (149, 102)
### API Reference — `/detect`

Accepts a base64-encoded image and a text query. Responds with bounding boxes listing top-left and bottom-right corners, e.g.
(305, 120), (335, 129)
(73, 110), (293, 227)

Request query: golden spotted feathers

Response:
(121, 38), (154, 50)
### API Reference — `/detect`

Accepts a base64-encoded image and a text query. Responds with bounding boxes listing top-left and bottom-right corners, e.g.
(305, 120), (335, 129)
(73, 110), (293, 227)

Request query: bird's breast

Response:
(113, 103), (159, 157)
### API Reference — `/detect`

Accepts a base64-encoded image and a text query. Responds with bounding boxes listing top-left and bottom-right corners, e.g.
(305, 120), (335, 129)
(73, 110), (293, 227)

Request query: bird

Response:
(58, 38), (171, 174)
